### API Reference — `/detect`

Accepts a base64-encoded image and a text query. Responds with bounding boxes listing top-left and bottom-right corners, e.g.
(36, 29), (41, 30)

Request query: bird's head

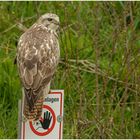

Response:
(37, 13), (60, 32)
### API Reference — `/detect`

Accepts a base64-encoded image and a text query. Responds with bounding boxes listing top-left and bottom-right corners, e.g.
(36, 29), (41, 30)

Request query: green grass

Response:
(0, 1), (140, 139)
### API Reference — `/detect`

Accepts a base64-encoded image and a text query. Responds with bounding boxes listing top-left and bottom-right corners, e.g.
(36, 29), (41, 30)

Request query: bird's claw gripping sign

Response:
(20, 90), (64, 139)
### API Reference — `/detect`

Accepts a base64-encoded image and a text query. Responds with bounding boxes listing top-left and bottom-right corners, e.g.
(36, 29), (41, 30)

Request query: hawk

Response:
(16, 13), (60, 121)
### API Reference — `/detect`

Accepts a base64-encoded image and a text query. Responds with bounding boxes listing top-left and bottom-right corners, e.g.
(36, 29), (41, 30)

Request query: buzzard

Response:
(17, 13), (60, 121)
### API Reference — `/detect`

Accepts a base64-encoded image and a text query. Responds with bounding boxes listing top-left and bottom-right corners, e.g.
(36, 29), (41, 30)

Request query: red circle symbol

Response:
(29, 105), (56, 136)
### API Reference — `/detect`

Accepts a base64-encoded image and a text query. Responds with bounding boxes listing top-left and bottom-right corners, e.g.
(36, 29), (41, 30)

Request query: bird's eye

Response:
(47, 18), (52, 21)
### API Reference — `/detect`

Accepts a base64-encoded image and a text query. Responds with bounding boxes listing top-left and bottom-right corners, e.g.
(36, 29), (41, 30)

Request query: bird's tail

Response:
(23, 93), (44, 121)
(22, 83), (50, 121)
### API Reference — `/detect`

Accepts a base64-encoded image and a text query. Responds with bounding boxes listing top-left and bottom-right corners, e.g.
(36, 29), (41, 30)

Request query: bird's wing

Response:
(17, 25), (60, 112)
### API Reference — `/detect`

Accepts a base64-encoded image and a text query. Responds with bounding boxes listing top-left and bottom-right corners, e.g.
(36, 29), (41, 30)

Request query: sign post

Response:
(19, 90), (64, 139)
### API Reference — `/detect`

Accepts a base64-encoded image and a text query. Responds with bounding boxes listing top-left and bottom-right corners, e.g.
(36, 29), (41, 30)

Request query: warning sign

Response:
(21, 90), (64, 139)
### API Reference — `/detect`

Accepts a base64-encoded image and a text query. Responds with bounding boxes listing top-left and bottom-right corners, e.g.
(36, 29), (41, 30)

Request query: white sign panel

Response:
(21, 90), (64, 139)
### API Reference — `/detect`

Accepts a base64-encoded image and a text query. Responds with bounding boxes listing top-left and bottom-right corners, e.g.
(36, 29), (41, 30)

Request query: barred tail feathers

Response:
(23, 92), (44, 121)
(22, 82), (50, 121)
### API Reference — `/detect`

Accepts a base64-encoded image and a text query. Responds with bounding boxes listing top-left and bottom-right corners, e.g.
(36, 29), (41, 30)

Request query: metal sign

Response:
(20, 90), (64, 139)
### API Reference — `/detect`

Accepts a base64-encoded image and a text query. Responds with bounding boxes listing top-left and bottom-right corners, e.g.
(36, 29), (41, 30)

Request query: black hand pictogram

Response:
(39, 111), (52, 129)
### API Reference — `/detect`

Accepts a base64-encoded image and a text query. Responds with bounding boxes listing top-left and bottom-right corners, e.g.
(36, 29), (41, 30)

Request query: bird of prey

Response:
(16, 13), (60, 121)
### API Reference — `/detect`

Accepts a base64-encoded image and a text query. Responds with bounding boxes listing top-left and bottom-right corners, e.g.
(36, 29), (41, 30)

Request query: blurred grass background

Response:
(0, 1), (140, 138)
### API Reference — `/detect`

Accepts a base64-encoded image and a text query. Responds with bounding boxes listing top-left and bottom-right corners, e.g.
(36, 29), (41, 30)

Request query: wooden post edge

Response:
(17, 99), (22, 139)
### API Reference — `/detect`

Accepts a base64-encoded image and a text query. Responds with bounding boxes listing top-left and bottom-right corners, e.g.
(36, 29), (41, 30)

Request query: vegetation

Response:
(0, 1), (140, 138)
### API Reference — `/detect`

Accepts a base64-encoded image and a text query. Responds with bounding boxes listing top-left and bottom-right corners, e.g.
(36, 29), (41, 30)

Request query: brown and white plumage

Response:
(17, 13), (60, 121)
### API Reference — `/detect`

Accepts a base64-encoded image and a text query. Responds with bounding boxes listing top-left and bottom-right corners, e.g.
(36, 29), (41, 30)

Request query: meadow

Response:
(0, 1), (140, 138)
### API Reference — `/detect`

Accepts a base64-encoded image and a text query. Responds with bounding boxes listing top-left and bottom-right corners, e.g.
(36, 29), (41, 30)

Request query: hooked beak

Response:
(52, 20), (60, 26)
